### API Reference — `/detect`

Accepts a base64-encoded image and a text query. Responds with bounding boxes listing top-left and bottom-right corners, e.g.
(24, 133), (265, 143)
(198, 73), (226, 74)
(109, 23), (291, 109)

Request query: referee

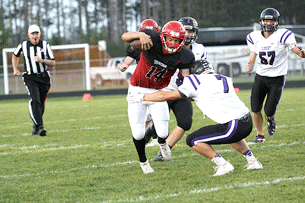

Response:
(12, 24), (56, 136)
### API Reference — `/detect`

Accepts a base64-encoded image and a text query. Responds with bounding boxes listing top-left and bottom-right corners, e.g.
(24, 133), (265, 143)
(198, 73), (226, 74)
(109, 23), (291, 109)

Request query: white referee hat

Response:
(28, 25), (41, 34)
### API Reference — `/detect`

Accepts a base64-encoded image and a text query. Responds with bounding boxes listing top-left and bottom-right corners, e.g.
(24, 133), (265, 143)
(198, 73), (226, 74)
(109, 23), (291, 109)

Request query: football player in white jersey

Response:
(245, 8), (305, 143)
(127, 60), (263, 176)
(146, 17), (209, 161)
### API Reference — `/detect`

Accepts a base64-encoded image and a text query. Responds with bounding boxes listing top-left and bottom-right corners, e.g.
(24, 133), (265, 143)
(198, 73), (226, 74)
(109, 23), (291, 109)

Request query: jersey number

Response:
(146, 66), (167, 81)
(259, 51), (275, 65)
(176, 72), (184, 86)
(215, 75), (229, 93)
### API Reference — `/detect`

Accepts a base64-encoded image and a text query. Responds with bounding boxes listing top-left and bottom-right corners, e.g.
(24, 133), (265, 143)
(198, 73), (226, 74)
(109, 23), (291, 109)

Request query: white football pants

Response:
(128, 85), (169, 140)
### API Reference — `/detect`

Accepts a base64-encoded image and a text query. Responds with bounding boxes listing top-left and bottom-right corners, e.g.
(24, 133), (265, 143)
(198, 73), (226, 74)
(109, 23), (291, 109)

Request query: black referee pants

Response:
(23, 74), (50, 128)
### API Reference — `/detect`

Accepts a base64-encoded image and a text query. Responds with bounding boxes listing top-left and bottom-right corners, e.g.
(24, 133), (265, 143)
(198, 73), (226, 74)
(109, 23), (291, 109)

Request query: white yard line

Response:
(102, 176), (305, 203)
(1, 141), (304, 179)
(1, 121), (305, 138)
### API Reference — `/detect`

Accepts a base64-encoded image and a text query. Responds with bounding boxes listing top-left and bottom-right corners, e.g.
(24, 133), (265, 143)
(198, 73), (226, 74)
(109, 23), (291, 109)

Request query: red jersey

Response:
(129, 29), (194, 89)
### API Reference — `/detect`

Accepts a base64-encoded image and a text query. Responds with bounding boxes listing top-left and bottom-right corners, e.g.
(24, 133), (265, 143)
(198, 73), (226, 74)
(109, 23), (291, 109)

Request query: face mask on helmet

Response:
(160, 21), (186, 54)
(179, 17), (198, 45)
(189, 60), (215, 75)
(259, 8), (280, 33)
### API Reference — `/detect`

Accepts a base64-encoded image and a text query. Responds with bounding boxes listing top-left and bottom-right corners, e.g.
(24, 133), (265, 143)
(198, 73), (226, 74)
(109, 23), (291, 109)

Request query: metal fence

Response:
(0, 60), (128, 95)
(1, 55), (305, 95)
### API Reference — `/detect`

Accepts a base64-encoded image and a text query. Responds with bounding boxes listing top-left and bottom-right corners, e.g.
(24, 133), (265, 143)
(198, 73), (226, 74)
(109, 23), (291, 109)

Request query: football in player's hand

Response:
(130, 40), (142, 51)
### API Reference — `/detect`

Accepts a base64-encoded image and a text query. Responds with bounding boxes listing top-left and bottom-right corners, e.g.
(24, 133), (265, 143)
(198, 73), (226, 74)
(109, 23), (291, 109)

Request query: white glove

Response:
(126, 93), (144, 103)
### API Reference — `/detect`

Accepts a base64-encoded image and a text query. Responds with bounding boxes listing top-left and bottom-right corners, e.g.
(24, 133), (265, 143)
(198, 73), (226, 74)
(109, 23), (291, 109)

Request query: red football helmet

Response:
(139, 19), (160, 32)
(160, 21), (186, 54)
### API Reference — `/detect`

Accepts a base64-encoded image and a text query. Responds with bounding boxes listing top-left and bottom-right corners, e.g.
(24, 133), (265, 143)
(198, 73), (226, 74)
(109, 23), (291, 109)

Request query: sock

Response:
(243, 150), (256, 163)
(211, 153), (227, 166)
(158, 137), (166, 144)
(133, 137), (147, 163)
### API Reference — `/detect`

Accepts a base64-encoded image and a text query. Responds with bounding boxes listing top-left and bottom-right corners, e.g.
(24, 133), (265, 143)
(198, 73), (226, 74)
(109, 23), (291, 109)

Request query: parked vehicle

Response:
(109, 57), (137, 83)
(90, 57), (137, 87)
(198, 25), (305, 77)
(90, 58), (125, 87)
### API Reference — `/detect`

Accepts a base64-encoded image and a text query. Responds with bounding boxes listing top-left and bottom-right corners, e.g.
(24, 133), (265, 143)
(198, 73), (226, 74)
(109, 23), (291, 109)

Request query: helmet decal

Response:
(139, 19), (159, 32)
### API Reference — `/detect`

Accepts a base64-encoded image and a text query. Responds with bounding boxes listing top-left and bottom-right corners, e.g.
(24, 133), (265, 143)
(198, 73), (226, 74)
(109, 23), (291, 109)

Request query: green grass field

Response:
(1, 88), (305, 202)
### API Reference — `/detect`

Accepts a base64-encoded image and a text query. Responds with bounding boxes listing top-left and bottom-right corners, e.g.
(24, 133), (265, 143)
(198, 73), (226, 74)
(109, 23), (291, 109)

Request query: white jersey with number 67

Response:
(246, 29), (296, 77)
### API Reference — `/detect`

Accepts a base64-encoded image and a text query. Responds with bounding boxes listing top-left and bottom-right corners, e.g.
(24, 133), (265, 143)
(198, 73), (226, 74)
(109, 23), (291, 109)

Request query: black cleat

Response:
(266, 117), (276, 136)
(154, 150), (164, 162)
(38, 127), (47, 136)
(144, 121), (154, 144)
(32, 126), (39, 135)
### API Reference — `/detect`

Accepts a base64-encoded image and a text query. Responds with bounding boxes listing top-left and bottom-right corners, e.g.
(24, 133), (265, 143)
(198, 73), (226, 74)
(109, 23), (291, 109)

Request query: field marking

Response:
(2, 120), (305, 138)
(0, 114), (128, 129)
(1, 131), (304, 156)
(102, 176), (305, 203)
(0, 140), (133, 155)
(1, 141), (304, 179)
(1, 107), (304, 130)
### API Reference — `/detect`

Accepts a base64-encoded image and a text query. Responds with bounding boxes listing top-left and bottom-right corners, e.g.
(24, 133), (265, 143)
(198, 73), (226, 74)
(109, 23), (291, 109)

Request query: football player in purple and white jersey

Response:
(245, 8), (305, 143)
(127, 60), (263, 176)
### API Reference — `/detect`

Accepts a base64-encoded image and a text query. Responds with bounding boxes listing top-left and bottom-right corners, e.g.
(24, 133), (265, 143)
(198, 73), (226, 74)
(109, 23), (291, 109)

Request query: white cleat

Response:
(140, 160), (154, 174)
(245, 158), (263, 170)
(159, 143), (171, 162)
(213, 161), (234, 176)
(146, 138), (158, 147)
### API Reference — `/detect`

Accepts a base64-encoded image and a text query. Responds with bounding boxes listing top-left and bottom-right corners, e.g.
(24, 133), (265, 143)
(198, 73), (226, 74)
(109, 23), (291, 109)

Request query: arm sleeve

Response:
(178, 48), (195, 70)
(46, 42), (55, 60)
(13, 43), (22, 57)
(284, 31), (297, 50)
(178, 75), (197, 98)
(126, 45), (141, 60)
(246, 33), (256, 52)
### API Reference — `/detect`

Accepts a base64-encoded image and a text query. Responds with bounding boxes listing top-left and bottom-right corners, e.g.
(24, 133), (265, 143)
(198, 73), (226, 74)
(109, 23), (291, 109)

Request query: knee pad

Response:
(151, 117), (169, 139)
(154, 123), (168, 139)
(131, 123), (145, 140)
(177, 118), (192, 131)
(185, 134), (194, 147)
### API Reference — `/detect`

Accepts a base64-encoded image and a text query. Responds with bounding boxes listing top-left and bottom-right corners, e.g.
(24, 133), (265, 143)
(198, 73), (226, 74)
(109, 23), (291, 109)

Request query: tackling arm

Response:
(143, 90), (182, 102)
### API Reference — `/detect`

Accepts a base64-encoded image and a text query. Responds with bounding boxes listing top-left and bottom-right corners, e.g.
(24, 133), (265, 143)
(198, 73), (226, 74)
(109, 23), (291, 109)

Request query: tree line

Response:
(1, 0), (305, 60)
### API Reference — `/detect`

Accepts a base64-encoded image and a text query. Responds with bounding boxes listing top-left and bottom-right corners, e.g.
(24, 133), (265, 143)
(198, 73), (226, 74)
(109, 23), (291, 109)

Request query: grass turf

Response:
(0, 88), (305, 202)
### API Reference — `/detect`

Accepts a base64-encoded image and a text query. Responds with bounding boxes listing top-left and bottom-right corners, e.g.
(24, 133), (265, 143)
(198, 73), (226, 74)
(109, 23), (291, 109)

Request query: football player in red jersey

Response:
(119, 19), (160, 146)
(121, 21), (195, 174)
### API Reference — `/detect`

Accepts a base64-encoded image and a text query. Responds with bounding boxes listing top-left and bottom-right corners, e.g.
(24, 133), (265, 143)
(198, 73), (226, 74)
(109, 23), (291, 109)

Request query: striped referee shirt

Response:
(13, 40), (55, 74)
